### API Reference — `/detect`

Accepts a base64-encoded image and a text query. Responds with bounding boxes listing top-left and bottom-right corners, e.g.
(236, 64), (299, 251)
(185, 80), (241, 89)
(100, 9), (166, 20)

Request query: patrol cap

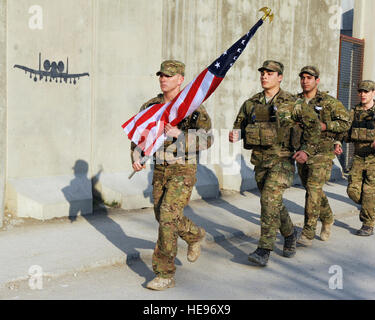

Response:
(299, 66), (320, 78)
(156, 60), (185, 77)
(358, 80), (375, 92)
(258, 60), (284, 74)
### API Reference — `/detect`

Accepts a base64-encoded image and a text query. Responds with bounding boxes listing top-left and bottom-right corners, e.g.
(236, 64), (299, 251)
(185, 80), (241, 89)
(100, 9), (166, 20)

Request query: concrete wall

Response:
(8, 0), (92, 178)
(353, 0), (375, 81)
(6, 0), (93, 218)
(0, 0), (6, 227)
(3, 0), (342, 219)
(92, 0), (163, 175)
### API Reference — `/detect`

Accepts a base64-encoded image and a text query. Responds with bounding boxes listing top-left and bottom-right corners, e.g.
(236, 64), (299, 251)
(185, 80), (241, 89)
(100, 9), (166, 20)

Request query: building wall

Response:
(8, 0), (93, 178)
(353, 0), (375, 81)
(91, 0), (163, 175)
(0, 0), (6, 226)
(2, 0), (342, 218)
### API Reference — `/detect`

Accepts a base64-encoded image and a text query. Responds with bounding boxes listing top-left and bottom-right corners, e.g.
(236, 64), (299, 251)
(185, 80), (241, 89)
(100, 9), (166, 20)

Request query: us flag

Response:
(122, 18), (264, 157)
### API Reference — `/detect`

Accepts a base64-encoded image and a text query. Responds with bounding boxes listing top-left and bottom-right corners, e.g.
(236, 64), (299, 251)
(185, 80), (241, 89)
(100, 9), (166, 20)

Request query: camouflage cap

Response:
(358, 80), (375, 92)
(258, 60), (284, 74)
(156, 60), (185, 77)
(299, 66), (320, 78)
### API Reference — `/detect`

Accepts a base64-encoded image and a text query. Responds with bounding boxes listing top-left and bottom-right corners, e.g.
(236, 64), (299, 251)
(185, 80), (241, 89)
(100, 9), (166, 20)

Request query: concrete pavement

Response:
(0, 177), (360, 290)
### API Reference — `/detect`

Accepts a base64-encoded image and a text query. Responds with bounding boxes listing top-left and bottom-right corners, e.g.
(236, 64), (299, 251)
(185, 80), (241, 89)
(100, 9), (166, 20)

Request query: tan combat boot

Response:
(296, 233), (313, 246)
(320, 221), (334, 241)
(356, 225), (374, 236)
(146, 276), (175, 291)
(187, 228), (206, 262)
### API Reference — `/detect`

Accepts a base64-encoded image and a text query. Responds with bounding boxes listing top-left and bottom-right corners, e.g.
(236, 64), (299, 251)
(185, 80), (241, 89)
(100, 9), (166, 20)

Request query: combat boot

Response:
(320, 221), (334, 241)
(248, 248), (270, 267)
(297, 233), (313, 246)
(356, 225), (374, 237)
(146, 276), (175, 291)
(187, 228), (206, 262)
(283, 229), (297, 258)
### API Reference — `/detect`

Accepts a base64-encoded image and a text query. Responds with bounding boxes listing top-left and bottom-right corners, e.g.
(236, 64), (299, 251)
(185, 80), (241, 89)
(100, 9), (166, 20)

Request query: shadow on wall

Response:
(237, 153), (253, 194)
(195, 153), (253, 198)
(143, 164), (154, 204)
(61, 159), (155, 285)
(195, 159), (260, 225)
(198, 153), (254, 195)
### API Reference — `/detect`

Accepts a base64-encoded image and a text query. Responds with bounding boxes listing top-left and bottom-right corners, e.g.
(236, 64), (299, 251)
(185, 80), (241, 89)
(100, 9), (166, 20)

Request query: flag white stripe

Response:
(146, 126), (166, 156)
(127, 103), (169, 144)
(185, 70), (215, 118)
(144, 120), (164, 152)
(168, 75), (197, 121)
(124, 102), (167, 135)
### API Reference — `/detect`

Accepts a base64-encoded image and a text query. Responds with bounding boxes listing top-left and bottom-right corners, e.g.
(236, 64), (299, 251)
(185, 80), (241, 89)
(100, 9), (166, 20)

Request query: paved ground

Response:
(1, 214), (374, 301)
(1, 178), (371, 301)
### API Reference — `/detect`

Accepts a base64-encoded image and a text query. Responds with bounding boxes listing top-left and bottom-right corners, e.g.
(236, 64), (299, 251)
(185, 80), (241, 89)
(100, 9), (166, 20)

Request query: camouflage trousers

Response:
(151, 163), (203, 278)
(255, 158), (295, 251)
(347, 155), (375, 228)
(297, 155), (334, 240)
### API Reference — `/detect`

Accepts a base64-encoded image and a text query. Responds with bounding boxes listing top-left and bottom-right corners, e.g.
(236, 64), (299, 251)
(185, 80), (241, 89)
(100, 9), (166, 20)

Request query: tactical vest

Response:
(311, 96), (337, 140)
(242, 103), (277, 148)
(350, 108), (375, 142)
(242, 103), (294, 150)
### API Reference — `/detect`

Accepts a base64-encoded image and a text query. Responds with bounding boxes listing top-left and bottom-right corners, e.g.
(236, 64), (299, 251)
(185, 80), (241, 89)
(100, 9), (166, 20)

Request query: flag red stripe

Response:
(158, 79), (194, 127)
(169, 69), (208, 126)
(127, 103), (165, 139)
(204, 75), (224, 101)
(144, 122), (165, 156)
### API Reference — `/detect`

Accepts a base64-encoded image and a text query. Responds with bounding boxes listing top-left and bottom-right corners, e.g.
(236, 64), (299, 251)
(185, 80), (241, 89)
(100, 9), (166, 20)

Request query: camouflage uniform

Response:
(233, 88), (321, 251)
(296, 89), (351, 240)
(345, 81), (375, 229)
(132, 93), (213, 279)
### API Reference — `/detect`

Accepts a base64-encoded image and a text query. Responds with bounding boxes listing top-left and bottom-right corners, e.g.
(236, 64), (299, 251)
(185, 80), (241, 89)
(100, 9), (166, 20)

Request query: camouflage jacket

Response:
(344, 103), (375, 157)
(296, 91), (351, 157)
(233, 89), (321, 167)
(131, 94), (213, 165)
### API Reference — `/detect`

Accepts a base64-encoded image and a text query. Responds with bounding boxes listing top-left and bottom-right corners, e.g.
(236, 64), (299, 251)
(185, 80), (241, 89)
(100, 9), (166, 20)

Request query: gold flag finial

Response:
(259, 7), (274, 23)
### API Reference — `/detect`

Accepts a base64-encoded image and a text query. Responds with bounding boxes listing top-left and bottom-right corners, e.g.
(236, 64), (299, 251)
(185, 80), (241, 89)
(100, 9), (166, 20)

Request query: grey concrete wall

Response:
(3, 0), (342, 218)
(91, 0), (163, 175)
(8, 0), (92, 178)
(0, 0), (6, 227)
(353, 0), (375, 81)
(6, 0), (93, 218)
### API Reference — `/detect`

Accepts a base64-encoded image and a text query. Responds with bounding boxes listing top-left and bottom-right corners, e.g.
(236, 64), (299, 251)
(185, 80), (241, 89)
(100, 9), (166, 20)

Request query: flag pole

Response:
(128, 156), (149, 179)
(128, 170), (137, 180)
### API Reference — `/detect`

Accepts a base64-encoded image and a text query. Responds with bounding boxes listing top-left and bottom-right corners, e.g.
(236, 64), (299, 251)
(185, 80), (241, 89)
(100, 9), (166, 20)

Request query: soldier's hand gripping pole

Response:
(128, 156), (149, 179)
